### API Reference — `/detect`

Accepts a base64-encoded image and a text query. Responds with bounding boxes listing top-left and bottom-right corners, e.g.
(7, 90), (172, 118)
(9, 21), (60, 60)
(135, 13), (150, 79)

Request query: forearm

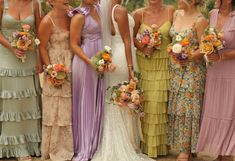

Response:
(40, 48), (51, 66)
(71, 44), (91, 65)
(192, 49), (204, 60)
(124, 42), (133, 66)
(0, 33), (13, 51)
(221, 49), (235, 60)
(134, 38), (143, 51)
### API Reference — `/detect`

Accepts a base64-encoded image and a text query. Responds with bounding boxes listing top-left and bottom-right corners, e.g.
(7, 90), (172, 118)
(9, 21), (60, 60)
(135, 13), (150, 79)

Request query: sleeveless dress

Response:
(0, 0), (41, 158)
(41, 16), (73, 161)
(136, 9), (171, 157)
(91, 5), (154, 161)
(197, 9), (235, 156)
(168, 10), (206, 153)
(69, 6), (104, 161)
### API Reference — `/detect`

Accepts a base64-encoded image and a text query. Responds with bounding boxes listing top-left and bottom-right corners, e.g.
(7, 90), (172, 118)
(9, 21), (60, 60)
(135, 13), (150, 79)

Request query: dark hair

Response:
(233, 0), (235, 7)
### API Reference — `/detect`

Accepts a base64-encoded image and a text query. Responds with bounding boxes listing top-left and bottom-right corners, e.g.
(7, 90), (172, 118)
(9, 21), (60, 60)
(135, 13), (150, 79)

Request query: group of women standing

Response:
(0, 0), (234, 161)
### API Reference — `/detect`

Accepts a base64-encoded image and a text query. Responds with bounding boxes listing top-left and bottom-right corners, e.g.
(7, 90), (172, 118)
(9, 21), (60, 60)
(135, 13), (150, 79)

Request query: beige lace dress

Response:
(41, 16), (73, 161)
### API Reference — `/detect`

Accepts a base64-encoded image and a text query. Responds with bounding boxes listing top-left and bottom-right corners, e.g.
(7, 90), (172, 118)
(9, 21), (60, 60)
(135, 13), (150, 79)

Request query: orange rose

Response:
(213, 40), (222, 47)
(200, 42), (214, 55)
(19, 32), (27, 36)
(181, 38), (190, 46)
(54, 64), (65, 72)
(204, 34), (214, 41)
(102, 53), (111, 62)
(141, 35), (150, 45)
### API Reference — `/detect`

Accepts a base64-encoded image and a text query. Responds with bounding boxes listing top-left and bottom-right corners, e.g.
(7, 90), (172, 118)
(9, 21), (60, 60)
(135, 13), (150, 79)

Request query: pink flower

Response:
(139, 112), (145, 117)
(120, 92), (128, 100)
(22, 24), (31, 31)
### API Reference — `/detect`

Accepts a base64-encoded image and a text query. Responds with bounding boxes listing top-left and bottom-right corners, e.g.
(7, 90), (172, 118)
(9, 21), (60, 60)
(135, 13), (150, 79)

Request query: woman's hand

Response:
(107, 63), (116, 72)
(11, 48), (25, 58)
(207, 53), (220, 62)
(128, 67), (135, 80)
(141, 46), (155, 57)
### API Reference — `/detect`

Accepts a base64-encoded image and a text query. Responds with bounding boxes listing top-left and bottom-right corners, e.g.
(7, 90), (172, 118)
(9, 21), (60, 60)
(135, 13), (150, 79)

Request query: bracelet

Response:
(127, 64), (133, 67)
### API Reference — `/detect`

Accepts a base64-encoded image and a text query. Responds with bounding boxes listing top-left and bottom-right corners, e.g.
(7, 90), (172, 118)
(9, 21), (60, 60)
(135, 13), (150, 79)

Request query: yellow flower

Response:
(200, 42), (214, 55)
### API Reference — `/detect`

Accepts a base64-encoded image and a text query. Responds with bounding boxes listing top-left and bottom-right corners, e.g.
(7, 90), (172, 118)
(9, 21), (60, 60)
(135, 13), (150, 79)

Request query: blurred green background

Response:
(41, 0), (215, 17)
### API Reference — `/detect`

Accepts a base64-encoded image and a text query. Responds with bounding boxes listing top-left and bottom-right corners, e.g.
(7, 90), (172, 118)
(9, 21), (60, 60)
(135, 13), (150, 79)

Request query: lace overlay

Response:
(41, 27), (73, 161)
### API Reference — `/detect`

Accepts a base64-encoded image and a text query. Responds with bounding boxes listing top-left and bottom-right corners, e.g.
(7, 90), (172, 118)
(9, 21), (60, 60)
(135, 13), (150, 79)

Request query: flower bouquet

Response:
(44, 64), (70, 88)
(167, 33), (197, 65)
(11, 24), (40, 63)
(199, 27), (224, 65)
(91, 46), (114, 78)
(107, 72), (145, 117)
(136, 24), (162, 58)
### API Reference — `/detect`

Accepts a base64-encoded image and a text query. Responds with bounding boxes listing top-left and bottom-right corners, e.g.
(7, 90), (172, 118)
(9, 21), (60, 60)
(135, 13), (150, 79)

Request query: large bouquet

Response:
(44, 64), (70, 88)
(91, 46), (114, 78)
(108, 73), (145, 117)
(200, 27), (224, 65)
(11, 24), (40, 63)
(167, 33), (197, 64)
(136, 24), (162, 58)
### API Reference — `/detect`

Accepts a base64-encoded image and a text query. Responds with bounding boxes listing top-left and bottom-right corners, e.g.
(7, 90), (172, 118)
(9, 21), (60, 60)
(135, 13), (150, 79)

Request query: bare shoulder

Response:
(115, 5), (128, 14)
(0, 0), (4, 9)
(71, 13), (85, 23)
(132, 7), (144, 16)
(195, 15), (208, 29)
(40, 13), (53, 28)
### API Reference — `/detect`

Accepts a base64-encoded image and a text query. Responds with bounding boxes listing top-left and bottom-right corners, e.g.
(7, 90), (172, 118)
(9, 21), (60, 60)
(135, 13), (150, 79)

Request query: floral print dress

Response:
(168, 11), (206, 153)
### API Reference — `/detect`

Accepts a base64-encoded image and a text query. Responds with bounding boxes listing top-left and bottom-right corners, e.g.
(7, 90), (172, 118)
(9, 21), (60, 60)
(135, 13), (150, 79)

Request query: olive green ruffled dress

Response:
(136, 21), (171, 157)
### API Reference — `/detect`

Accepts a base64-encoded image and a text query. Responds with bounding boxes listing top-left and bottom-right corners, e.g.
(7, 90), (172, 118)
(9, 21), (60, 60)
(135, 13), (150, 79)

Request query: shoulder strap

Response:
(46, 15), (55, 26)
(3, 0), (8, 13)
(111, 4), (119, 33)
(32, 0), (34, 14)
(141, 8), (144, 24)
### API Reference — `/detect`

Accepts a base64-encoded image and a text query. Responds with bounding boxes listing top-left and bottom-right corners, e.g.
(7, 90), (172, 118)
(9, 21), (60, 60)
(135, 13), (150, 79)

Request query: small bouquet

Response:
(167, 33), (197, 65)
(136, 24), (162, 58)
(199, 27), (224, 65)
(108, 72), (145, 117)
(91, 46), (114, 78)
(11, 24), (40, 63)
(44, 64), (70, 88)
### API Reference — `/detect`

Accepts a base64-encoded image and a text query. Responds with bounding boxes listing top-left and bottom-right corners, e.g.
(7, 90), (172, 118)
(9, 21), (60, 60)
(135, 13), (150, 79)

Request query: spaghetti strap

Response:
(47, 15), (56, 26)
(141, 9), (144, 24)
(111, 4), (119, 34)
(32, 0), (34, 15)
(3, 0), (8, 14)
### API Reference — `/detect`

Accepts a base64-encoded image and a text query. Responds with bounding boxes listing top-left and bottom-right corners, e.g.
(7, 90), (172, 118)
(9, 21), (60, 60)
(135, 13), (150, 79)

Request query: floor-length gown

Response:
(92, 5), (154, 161)
(168, 10), (206, 153)
(0, 0), (41, 158)
(136, 10), (171, 157)
(197, 9), (235, 156)
(41, 16), (73, 161)
(71, 6), (104, 161)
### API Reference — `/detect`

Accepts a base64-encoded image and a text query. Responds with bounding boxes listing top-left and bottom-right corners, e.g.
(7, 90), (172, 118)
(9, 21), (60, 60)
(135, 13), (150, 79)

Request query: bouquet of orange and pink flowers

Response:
(167, 33), (198, 64)
(44, 64), (70, 88)
(108, 72), (145, 117)
(91, 46), (115, 78)
(136, 24), (162, 57)
(11, 24), (40, 63)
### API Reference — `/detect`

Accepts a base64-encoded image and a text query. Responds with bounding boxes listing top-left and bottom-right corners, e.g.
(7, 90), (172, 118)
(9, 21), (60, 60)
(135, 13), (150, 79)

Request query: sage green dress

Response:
(0, 0), (41, 158)
(136, 21), (171, 157)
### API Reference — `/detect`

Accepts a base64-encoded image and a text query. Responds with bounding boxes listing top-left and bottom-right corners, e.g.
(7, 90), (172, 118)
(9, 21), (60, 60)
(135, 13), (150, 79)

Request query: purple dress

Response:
(197, 9), (235, 155)
(70, 6), (104, 161)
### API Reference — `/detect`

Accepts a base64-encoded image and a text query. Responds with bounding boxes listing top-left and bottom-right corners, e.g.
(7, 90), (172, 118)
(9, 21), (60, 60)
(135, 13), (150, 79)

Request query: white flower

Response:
(34, 38), (40, 45)
(172, 43), (182, 54)
(98, 59), (105, 65)
(47, 64), (53, 69)
(104, 45), (112, 53)
(175, 35), (182, 42)
(209, 27), (214, 33)
(50, 71), (57, 78)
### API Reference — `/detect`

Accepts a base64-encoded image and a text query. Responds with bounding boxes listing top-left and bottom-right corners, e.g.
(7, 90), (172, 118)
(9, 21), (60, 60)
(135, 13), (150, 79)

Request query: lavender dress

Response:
(70, 6), (104, 161)
(197, 9), (235, 155)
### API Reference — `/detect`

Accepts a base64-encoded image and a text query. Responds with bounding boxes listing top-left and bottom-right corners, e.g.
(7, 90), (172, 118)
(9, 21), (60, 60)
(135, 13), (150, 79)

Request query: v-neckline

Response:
(141, 21), (171, 31)
(214, 10), (230, 32)
(5, 13), (33, 22)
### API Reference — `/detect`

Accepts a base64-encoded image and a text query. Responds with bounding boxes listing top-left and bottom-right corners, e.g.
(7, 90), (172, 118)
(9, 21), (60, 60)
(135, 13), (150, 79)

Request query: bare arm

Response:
(192, 17), (208, 60)
(132, 9), (144, 51)
(0, 0), (24, 56)
(221, 49), (235, 60)
(38, 16), (53, 66)
(70, 14), (91, 65)
(34, 0), (42, 33)
(114, 6), (134, 78)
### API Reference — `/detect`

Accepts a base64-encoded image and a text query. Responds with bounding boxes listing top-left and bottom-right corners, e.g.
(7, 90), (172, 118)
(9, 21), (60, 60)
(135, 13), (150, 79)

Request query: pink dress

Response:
(197, 9), (235, 155)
